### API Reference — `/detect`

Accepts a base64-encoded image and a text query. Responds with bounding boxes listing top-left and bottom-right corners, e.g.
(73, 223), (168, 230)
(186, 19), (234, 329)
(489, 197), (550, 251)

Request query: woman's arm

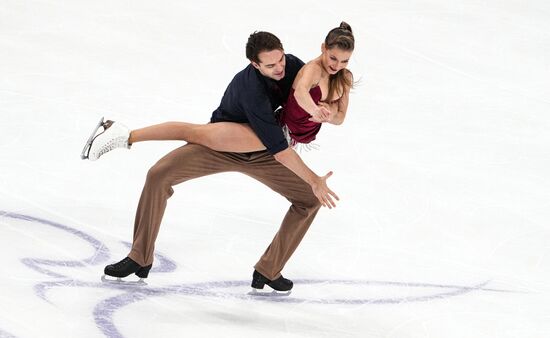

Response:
(311, 70), (352, 125)
(293, 63), (331, 120)
(318, 89), (349, 125)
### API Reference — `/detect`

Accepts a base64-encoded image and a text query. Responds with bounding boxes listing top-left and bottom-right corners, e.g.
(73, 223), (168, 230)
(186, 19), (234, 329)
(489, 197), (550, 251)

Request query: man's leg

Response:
(106, 145), (320, 283)
(126, 144), (240, 267)
(239, 152), (322, 281)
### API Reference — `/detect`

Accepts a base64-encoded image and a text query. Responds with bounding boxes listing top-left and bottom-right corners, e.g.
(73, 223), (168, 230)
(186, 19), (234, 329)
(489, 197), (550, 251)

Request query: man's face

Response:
(251, 49), (286, 81)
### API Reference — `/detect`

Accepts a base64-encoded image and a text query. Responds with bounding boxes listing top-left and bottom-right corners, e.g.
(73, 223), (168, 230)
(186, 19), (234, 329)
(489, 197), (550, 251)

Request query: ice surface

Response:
(1, 0), (549, 337)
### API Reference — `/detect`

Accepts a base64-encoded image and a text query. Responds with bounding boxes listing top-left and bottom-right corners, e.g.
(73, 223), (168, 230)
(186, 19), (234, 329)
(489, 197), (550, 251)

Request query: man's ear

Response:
(251, 61), (260, 70)
(321, 42), (326, 53)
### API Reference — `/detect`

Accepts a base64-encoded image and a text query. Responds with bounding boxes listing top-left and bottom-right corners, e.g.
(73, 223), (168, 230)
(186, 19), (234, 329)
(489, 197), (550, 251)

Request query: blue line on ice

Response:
(1, 211), (517, 338)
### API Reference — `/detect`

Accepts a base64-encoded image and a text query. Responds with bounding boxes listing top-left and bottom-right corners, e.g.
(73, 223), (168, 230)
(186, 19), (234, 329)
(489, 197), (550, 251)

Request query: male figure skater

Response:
(100, 31), (337, 291)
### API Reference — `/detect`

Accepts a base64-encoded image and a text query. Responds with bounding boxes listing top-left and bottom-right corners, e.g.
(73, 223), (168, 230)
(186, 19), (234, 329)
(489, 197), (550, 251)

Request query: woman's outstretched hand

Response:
(311, 171), (340, 209)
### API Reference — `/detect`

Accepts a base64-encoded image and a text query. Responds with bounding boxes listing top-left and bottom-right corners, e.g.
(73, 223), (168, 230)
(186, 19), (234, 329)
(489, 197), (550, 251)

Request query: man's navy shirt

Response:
(210, 54), (304, 155)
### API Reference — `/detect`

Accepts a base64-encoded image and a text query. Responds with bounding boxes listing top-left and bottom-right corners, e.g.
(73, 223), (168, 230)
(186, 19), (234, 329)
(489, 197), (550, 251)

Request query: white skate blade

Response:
(101, 274), (147, 286)
(248, 288), (291, 297)
(81, 117), (105, 159)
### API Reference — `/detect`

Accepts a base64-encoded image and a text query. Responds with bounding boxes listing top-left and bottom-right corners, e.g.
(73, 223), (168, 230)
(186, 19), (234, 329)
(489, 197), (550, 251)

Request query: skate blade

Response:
(101, 274), (147, 286)
(80, 117), (104, 160)
(248, 288), (291, 297)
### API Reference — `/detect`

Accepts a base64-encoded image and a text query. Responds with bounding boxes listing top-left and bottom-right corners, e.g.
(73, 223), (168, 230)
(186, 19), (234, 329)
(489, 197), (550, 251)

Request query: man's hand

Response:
(273, 148), (340, 209)
(311, 171), (340, 209)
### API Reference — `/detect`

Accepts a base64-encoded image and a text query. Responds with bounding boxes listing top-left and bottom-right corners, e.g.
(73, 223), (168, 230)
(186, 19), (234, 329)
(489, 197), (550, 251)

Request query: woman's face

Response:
(321, 45), (353, 75)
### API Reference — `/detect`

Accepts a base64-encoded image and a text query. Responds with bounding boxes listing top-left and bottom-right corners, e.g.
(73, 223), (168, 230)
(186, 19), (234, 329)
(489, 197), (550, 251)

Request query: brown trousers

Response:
(127, 144), (321, 280)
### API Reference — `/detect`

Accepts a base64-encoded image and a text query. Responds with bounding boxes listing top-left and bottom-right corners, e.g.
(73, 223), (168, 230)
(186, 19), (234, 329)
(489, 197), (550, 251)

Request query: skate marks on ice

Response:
(0, 210), (176, 296)
(70, 280), (514, 338)
(0, 211), (111, 278)
(1, 211), (518, 338)
(0, 329), (17, 338)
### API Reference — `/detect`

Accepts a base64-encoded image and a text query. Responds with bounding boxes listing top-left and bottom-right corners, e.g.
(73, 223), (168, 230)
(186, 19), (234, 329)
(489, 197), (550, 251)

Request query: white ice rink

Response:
(1, 0), (549, 337)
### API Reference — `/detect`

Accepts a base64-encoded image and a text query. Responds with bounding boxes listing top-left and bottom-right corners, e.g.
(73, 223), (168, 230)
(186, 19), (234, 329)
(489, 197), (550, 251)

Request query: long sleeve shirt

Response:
(210, 54), (304, 154)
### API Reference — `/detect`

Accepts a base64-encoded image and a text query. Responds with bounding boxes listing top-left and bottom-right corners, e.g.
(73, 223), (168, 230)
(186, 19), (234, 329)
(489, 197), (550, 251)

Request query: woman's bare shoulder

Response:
(302, 59), (324, 74)
(295, 60), (323, 84)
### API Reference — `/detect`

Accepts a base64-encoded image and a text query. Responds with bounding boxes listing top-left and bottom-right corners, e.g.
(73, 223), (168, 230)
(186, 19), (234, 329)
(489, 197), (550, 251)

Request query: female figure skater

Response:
(83, 22), (354, 160)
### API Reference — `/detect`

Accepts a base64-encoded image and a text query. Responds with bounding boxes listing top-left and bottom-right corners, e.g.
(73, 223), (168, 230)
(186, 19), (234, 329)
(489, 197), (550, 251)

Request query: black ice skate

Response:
(103, 257), (152, 282)
(251, 270), (293, 293)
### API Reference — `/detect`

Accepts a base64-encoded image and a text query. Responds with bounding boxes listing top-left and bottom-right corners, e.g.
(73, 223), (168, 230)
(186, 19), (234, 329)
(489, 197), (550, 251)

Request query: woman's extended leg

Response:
(129, 121), (266, 153)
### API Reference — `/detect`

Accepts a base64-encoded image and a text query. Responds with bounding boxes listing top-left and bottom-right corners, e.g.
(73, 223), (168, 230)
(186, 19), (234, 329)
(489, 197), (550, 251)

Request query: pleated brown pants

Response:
(127, 144), (321, 280)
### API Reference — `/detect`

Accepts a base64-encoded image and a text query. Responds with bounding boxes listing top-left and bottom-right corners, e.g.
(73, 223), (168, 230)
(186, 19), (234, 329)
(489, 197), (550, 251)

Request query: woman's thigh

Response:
(199, 122), (266, 152)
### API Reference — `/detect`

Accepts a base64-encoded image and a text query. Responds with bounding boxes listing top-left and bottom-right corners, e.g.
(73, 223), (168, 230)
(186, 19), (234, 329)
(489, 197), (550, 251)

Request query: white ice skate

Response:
(81, 117), (131, 161)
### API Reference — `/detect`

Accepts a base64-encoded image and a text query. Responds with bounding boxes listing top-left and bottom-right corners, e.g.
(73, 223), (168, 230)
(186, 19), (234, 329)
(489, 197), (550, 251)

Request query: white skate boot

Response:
(81, 117), (131, 161)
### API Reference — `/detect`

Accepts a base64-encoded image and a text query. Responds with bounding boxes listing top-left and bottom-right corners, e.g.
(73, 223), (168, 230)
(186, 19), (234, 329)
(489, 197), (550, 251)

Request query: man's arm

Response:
(273, 147), (339, 209)
(239, 68), (338, 208)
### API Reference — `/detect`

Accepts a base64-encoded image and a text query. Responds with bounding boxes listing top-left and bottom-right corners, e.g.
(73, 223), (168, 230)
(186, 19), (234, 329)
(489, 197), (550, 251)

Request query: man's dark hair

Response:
(246, 31), (284, 63)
